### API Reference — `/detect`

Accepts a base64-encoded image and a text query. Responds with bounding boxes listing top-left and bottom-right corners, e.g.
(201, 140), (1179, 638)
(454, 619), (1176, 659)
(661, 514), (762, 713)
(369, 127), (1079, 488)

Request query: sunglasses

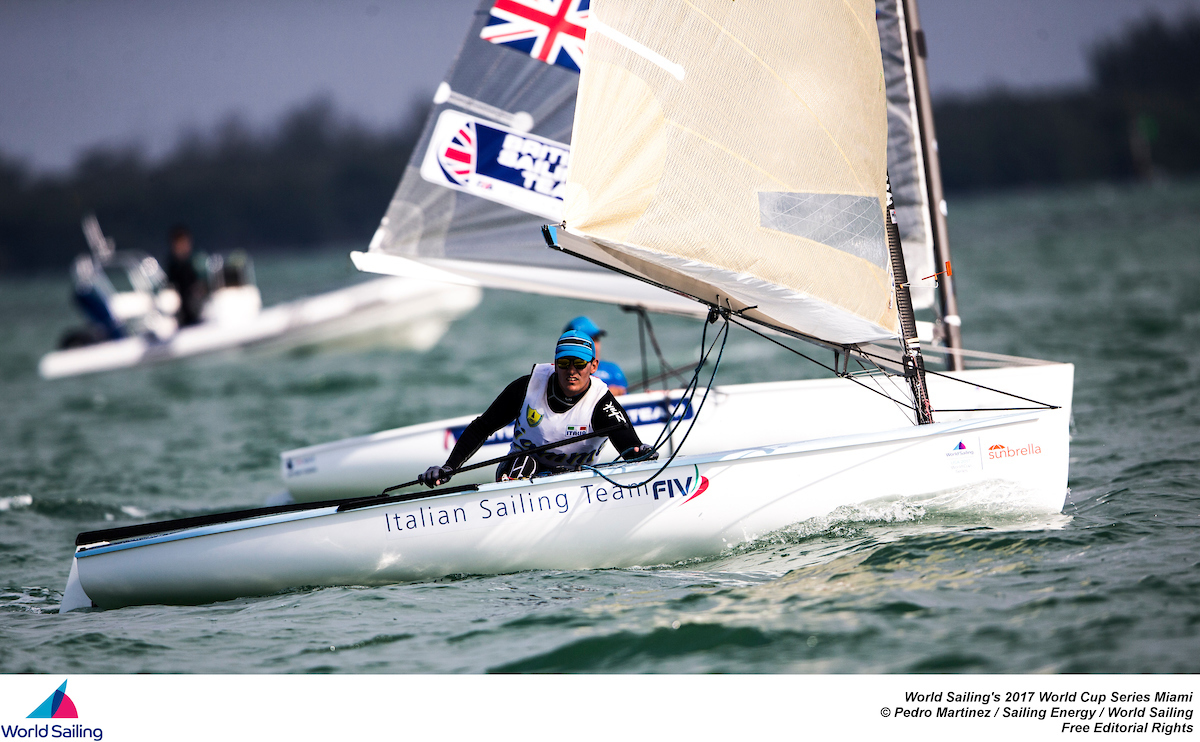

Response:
(556, 357), (590, 370)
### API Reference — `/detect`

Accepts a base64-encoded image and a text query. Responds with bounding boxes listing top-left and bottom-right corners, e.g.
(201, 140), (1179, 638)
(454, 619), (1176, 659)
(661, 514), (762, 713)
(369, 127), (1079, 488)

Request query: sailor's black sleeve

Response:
(591, 391), (645, 459)
(444, 376), (529, 470)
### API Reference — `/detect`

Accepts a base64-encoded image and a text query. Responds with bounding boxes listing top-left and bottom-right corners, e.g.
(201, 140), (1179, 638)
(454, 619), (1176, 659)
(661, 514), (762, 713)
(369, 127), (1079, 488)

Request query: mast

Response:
(900, 0), (964, 370)
(886, 179), (935, 425)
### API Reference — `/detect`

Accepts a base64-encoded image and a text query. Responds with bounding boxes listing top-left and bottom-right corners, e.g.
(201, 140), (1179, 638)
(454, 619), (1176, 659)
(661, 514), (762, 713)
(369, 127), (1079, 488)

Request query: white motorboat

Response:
(38, 218), (481, 380)
(40, 276), (481, 379)
(61, 0), (1073, 611)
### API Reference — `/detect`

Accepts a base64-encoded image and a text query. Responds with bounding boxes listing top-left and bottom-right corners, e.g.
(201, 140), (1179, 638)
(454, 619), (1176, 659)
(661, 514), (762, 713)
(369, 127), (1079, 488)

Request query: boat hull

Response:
(66, 408), (1069, 611)
(281, 362), (1075, 502)
(39, 278), (481, 379)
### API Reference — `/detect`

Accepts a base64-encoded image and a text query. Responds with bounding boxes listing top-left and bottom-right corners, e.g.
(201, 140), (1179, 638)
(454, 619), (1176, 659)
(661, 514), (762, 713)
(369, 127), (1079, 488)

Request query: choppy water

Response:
(1, 179), (1198, 673)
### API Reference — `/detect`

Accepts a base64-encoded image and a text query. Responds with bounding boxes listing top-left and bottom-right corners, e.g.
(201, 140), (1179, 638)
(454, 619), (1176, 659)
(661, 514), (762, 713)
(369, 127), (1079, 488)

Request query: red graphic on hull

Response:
(681, 473), (709, 504)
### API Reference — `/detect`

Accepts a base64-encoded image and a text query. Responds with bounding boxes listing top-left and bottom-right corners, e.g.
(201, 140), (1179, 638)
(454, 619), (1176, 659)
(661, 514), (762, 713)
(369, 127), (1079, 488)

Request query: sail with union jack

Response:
(420, 109), (570, 220)
(480, 0), (589, 72)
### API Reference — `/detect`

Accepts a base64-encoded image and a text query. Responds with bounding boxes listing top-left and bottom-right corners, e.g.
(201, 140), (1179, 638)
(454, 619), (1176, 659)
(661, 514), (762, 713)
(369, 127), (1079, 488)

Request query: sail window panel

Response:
(758, 192), (887, 269)
(620, 128), (896, 331)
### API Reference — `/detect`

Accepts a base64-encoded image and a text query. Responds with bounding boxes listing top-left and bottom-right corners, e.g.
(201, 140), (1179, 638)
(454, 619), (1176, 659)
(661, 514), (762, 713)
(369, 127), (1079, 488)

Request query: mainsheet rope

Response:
(581, 308), (731, 490)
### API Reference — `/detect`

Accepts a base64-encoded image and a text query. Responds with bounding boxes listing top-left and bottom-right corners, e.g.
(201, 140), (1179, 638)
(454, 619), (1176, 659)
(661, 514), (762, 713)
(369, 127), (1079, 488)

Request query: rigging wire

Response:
(623, 305), (692, 390)
(642, 311), (726, 455)
(581, 308), (731, 489)
(850, 353), (921, 426)
(725, 314), (918, 411)
(855, 346), (1060, 410)
(730, 315), (1059, 413)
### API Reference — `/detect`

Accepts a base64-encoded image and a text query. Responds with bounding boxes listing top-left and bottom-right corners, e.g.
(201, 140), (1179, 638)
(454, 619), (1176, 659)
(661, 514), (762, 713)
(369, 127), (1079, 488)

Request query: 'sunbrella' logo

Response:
(987, 442), (1042, 459)
(28, 680), (77, 719)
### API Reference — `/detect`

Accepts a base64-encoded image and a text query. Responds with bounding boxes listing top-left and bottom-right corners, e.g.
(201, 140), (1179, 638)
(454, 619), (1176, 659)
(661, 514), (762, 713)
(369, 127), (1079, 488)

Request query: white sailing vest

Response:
(510, 363), (610, 470)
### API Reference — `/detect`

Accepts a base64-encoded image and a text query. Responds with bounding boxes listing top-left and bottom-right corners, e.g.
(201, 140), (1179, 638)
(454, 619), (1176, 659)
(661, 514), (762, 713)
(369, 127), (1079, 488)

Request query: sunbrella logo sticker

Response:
(987, 443), (1042, 459)
(27, 680), (77, 719)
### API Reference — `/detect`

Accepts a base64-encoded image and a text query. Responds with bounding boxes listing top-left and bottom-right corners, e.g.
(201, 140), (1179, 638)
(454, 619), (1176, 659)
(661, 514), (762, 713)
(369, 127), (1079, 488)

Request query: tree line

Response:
(2, 13), (1198, 274)
(934, 12), (1200, 191)
(0, 98), (427, 274)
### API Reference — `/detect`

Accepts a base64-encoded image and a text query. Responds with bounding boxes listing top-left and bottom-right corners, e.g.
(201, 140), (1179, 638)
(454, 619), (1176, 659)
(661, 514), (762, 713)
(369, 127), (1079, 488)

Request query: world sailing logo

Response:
(27, 680), (77, 719)
(944, 440), (977, 474)
(946, 441), (973, 457)
(2, 680), (104, 741)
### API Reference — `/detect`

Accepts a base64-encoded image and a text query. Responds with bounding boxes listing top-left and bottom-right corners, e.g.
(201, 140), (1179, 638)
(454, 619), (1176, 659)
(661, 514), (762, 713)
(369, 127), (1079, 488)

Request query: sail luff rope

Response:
(885, 177), (935, 424)
(583, 309), (731, 490)
(643, 309), (726, 453)
(851, 353), (923, 425)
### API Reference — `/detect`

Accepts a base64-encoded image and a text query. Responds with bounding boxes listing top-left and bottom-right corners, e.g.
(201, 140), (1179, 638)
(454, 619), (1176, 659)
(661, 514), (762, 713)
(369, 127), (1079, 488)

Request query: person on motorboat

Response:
(164, 224), (208, 327)
(418, 330), (656, 487)
(66, 254), (125, 343)
(563, 315), (628, 395)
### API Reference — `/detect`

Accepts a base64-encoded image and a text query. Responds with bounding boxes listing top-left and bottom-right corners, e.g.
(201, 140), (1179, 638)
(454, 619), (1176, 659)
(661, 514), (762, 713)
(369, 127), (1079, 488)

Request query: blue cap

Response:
(563, 316), (606, 340)
(594, 360), (627, 389)
(555, 330), (596, 363)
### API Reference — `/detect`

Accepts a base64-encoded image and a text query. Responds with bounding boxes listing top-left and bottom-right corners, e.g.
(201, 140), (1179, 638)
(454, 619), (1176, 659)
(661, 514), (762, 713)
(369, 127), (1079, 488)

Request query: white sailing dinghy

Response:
(279, 0), (1069, 503)
(62, 0), (1072, 611)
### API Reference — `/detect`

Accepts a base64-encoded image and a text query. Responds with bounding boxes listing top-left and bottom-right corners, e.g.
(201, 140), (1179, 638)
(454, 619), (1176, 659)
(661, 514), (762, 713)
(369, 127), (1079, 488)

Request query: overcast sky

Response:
(2, 0), (1199, 173)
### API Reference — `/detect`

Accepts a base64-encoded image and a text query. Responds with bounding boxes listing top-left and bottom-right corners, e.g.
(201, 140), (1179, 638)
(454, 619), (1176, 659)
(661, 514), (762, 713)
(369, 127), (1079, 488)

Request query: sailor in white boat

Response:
(164, 224), (208, 327)
(418, 330), (656, 487)
(563, 315), (628, 396)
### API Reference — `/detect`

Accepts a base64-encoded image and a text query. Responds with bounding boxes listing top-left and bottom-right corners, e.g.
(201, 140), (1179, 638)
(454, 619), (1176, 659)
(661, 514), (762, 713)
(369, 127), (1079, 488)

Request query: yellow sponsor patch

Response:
(526, 405), (543, 427)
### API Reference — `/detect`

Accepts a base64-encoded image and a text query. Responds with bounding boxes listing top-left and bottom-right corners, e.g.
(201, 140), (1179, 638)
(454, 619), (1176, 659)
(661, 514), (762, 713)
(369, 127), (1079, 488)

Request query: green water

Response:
(1, 179), (1198, 672)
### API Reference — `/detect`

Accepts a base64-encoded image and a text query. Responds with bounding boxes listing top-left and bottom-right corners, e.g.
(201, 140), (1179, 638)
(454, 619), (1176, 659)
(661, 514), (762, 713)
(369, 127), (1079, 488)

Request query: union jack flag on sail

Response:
(480, 0), (589, 73)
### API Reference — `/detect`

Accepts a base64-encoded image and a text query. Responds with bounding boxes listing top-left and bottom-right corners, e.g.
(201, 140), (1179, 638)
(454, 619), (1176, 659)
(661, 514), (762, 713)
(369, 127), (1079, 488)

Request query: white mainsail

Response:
(559, 0), (897, 343)
(356, 0), (935, 327)
(357, 0), (701, 316)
